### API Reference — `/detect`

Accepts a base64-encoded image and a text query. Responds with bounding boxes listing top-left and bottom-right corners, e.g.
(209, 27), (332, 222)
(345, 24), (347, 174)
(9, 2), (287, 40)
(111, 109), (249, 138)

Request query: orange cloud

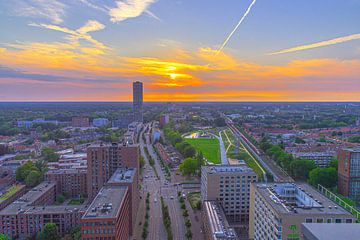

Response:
(1, 38), (360, 101)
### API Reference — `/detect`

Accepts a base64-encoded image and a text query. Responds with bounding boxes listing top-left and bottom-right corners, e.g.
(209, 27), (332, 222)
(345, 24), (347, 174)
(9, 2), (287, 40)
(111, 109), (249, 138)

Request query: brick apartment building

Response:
(106, 168), (139, 235)
(72, 116), (90, 128)
(0, 181), (86, 239)
(46, 169), (87, 198)
(81, 185), (130, 240)
(338, 148), (360, 203)
(87, 142), (140, 199)
(0, 184), (26, 211)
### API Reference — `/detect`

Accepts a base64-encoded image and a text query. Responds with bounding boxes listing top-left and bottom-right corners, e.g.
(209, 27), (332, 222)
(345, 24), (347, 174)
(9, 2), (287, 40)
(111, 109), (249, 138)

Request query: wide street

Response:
(133, 124), (166, 240)
(134, 123), (187, 240)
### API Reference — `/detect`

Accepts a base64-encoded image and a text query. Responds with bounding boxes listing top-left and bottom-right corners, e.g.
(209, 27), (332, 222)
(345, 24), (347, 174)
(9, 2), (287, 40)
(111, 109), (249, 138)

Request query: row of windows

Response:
(83, 228), (115, 234)
(305, 218), (353, 223)
(82, 221), (115, 226)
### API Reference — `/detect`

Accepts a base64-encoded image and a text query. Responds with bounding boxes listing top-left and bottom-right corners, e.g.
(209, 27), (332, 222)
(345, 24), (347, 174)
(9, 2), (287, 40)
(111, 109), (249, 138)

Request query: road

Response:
(218, 130), (228, 164)
(146, 131), (186, 240)
(135, 123), (187, 240)
(133, 124), (167, 240)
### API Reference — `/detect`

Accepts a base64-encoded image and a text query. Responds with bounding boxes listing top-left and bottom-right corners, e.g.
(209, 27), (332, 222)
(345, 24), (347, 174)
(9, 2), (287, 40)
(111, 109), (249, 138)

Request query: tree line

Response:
(260, 137), (337, 188)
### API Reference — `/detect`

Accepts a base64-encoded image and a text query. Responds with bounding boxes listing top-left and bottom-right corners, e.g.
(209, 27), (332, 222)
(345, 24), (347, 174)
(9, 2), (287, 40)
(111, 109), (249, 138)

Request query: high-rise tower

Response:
(133, 81), (143, 123)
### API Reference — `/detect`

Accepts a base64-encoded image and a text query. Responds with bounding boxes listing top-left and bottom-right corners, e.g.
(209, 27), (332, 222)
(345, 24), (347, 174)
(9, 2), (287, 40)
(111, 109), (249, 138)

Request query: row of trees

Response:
(178, 192), (193, 239)
(260, 137), (338, 188)
(142, 193), (151, 239)
(160, 196), (173, 240)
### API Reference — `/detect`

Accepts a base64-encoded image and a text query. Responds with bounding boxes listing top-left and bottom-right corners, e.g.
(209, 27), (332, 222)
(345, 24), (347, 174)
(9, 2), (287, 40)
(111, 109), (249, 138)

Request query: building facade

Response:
(46, 169), (87, 198)
(201, 165), (257, 224)
(338, 148), (360, 203)
(72, 116), (90, 128)
(249, 183), (355, 240)
(0, 181), (86, 239)
(107, 168), (139, 235)
(87, 142), (140, 199)
(295, 152), (335, 168)
(92, 118), (109, 127)
(81, 185), (130, 240)
(133, 81), (143, 123)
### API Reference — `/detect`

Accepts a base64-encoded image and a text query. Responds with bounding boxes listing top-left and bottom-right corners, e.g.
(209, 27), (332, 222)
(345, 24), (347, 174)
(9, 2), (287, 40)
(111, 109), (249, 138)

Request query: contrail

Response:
(216, 0), (257, 55)
(269, 33), (360, 55)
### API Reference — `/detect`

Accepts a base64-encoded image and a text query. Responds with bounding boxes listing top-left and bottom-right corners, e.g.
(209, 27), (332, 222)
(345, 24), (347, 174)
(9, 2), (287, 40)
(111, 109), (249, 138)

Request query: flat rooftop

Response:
(107, 168), (136, 184)
(204, 164), (255, 174)
(254, 183), (352, 216)
(302, 223), (360, 240)
(0, 181), (56, 215)
(344, 148), (360, 153)
(82, 185), (128, 219)
(203, 201), (237, 240)
(47, 169), (87, 174)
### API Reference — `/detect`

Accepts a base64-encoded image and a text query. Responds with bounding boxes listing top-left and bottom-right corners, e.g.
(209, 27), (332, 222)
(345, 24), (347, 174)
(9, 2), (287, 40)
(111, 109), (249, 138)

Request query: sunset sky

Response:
(0, 0), (359, 101)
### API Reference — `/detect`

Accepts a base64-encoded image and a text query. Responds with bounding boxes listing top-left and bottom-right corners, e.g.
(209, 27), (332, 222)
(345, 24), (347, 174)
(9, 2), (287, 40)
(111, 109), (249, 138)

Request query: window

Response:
(335, 219), (342, 223)
(316, 218), (324, 223)
(305, 218), (313, 223)
(327, 218), (332, 223)
(346, 219), (353, 223)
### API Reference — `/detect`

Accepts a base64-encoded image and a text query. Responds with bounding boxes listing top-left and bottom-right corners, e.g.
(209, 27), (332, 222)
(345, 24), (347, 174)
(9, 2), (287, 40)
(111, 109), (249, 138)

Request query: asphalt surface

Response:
(134, 123), (188, 240)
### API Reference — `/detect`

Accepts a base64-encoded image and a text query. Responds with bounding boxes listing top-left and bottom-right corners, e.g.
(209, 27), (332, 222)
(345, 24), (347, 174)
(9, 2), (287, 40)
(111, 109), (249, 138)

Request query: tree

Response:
(0, 234), (9, 240)
(308, 167), (337, 188)
(56, 194), (65, 204)
(179, 158), (199, 176)
(25, 170), (42, 187)
(289, 160), (316, 180)
(70, 226), (81, 240)
(16, 161), (35, 182)
(214, 117), (226, 127)
(42, 147), (59, 162)
(183, 145), (196, 158)
(329, 158), (338, 170)
(37, 223), (59, 240)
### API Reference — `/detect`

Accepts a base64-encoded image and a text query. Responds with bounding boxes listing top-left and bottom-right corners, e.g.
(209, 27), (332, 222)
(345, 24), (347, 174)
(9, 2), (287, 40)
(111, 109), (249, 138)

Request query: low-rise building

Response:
(0, 184), (26, 211)
(294, 152), (335, 168)
(92, 118), (109, 127)
(0, 181), (86, 239)
(301, 223), (360, 240)
(249, 183), (356, 240)
(81, 185), (130, 240)
(72, 116), (90, 128)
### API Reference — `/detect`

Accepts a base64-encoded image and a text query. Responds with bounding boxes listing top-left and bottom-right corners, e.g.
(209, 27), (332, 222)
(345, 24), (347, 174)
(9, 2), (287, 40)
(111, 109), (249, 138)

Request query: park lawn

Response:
(228, 147), (264, 181)
(187, 192), (201, 210)
(185, 138), (221, 164)
(0, 184), (22, 203)
(68, 198), (85, 205)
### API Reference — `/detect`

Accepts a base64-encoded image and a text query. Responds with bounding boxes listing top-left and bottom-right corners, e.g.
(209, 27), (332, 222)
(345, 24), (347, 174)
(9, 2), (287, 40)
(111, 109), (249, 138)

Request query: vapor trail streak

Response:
(216, 0), (257, 55)
(269, 33), (360, 55)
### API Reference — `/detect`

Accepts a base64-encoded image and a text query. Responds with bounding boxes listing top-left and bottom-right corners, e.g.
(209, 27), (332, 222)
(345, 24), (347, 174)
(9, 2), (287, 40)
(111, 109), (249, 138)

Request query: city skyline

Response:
(0, 0), (360, 101)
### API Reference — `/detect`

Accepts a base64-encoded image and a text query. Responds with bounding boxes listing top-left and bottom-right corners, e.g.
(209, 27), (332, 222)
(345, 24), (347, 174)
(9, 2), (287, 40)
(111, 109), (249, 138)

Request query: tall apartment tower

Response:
(201, 164), (257, 239)
(87, 142), (140, 199)
(338, 148), (360, 203)
(133, 81), (143, 123)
